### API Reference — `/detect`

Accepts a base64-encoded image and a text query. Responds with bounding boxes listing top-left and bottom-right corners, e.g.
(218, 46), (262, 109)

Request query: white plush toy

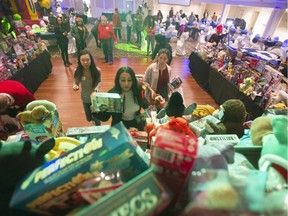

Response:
(176, 31), (189, 56)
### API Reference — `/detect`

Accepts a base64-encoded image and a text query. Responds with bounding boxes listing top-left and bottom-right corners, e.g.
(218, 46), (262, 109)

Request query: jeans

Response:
(147, 36), (155, 54)
(101, 38), (114, 62)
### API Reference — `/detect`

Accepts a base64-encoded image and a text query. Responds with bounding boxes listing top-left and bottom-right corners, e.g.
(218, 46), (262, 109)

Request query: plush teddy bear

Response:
(206, 99), (247, 138)
(191, 104), (216, 119)
(26, 100), (56, 112)
(16, 105), (50, 125)
(251, 115), (288, 158)
(0, 138), (55, 215)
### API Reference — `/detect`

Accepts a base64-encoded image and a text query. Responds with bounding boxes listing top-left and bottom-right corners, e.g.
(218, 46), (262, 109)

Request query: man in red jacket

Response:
(98, 15), (117, 65)
(0, 80), (35, 117)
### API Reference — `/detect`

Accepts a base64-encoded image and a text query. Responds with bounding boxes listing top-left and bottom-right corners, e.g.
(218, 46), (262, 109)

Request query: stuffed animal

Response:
(46, 137), (82, 161)
(192, 104), (216, 119)
(146, 92), (197, 144)
(16, 105), (50, 125)
(0, 138), (55, 215)
(26, 100), (56, 112)
(251, 115), (288, 158)
(239, 77), (254, 96)
(206, 99), (247, 138)
(268, 90), (288, 109)
(251, 115), (288, 184)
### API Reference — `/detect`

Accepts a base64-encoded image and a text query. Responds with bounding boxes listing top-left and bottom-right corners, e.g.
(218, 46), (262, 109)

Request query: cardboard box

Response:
(130, 131), (148, 150)
(168, 76), (183, 90)
(23, 109), (64, 143)
(150, 128), (198, 204)
(205, 134), (240, 145)
(90, 92), (124, 113)
(189, 115), (220, 137)
(66, 125), (110, 142)
(10, 122), (149, 215)
(75, 168), (172, 216)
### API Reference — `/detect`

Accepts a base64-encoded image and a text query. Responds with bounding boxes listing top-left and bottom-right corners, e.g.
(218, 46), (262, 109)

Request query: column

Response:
(262, 8), (285, 38)
(219, 4), (230, 24)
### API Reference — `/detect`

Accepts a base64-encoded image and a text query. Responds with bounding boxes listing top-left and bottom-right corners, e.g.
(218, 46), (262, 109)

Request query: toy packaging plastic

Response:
(150, 128), (198, 204)
(66, 125), (110, 142)
(10, 122), (149, 215)
(189, 115), (220, 137)
(205, 134), (240, 145)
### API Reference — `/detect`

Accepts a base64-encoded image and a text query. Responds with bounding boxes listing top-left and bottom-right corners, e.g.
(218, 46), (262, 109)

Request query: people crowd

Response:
(2, 2), (286, 131)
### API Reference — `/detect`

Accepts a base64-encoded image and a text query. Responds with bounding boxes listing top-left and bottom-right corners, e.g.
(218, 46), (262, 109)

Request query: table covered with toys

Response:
(0, 87), (287, 216)
(189, 41), (287, 119)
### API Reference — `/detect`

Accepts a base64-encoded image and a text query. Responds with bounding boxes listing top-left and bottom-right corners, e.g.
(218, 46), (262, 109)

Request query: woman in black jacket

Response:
(94, 66), (148, 130)
(54, 15), (71, 67)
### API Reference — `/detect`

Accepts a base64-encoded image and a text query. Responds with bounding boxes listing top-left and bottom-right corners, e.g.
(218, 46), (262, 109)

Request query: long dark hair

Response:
(114, 66), (142, 103)
(74, 49), (100, 88)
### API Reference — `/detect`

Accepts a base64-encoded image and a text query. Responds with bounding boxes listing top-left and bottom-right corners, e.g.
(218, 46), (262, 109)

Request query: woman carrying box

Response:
(93, 66), (148, 130)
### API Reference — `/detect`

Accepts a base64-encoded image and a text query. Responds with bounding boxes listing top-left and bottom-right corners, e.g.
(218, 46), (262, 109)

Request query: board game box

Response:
(10, 122), (149, 215)
(90, 92), (124, 113)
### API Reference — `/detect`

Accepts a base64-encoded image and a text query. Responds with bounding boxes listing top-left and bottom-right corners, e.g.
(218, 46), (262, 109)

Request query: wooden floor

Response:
(34, 56), (219, 131)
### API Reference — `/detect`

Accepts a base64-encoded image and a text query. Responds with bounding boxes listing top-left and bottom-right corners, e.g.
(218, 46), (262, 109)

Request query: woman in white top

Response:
(144, 48), (172, 103)
(94, 66), (148, 130)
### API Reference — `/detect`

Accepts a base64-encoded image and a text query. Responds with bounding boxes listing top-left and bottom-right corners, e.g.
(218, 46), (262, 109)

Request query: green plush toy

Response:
(206, 99), (247, 138)
(260, 115), (288, 160)
(0, 139), (55, 215)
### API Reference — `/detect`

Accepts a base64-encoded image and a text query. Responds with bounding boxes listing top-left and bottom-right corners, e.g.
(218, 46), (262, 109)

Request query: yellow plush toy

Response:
(192, 104), (216, 118)
(16, 105), (50, 125)
(46, 137), (82, 161)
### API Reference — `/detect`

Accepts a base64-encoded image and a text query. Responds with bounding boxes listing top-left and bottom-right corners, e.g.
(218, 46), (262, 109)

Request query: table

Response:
(38, 32), (56, 40)
(188, 52), (211, 92)
(189, 52), (264, 119)
(9, 50), (52, 93)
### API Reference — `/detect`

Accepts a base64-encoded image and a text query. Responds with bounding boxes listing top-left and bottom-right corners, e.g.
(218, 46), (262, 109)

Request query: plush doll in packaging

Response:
(0, 138), (55, 215)
(206, 99), (247, 138)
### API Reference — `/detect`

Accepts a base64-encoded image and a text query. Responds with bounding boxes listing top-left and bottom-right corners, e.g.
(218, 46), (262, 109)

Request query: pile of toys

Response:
(1, 99), (287, 215)
(196, 42), (287, 110)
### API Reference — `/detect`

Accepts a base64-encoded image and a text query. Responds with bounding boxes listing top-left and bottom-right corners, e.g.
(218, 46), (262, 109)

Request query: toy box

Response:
(75, 167), (172, 216)
(78, 169), (124, 204)
(23, 109), (64, 143)
(10, 122), (149, 215)
(168, 76), (183, 90)
(130, 130), (148, 150)
(205, 134), (240, 145)
(90, 92), (124, 113)
(150, 128), (198, 204)
(66, 125), (110, 142)
(189, 115), (220, 137)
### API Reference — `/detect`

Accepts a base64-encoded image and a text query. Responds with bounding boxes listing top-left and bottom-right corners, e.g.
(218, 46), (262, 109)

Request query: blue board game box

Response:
(10, 122), (149, 215)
